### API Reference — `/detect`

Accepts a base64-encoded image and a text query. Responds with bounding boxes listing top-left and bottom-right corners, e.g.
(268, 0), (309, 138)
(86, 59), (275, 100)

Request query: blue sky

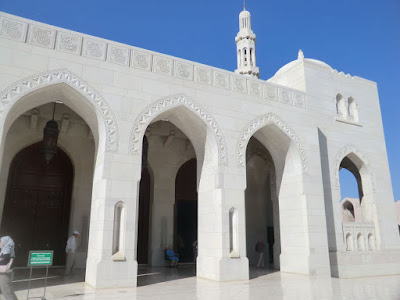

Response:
(1, 0), (399, 200)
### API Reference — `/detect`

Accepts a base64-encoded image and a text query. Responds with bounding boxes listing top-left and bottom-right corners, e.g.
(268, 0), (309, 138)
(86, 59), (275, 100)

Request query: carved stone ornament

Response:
(194, 67), (212, 85)
(293, 93), (306, 108)
(83, 39), (106, 60)
(153, 56), (172, 76)
(278, 88), (292, 105)
(174, 61), (193, 80)
(231, 76), (246, 93)
(214, 72), (229, 89)
(129, 94), (227, 166)
(108, 45), (129, 66)
(248, 81), (262, 98)
(131, 50), (152, 71)
(263, 84), (277, 101)
(28, 26), (56, 49)
(0, 69), (119, 152)
(0, 17), (27, 42)
(56, 32), (82, 55)
(237, 113), (308, 170)
(333, 145), (375, 190)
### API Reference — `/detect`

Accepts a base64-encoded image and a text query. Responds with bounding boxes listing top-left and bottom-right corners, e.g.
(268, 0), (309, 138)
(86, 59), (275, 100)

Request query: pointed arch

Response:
(333, 145), (375, 189)
(129, 94), (228, 166)
(0, 69), (119, 152)
(236, 113), (307, 171)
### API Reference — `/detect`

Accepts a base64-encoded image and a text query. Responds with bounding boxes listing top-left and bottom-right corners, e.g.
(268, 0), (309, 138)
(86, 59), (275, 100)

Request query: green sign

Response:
(28, 251), (53, 266)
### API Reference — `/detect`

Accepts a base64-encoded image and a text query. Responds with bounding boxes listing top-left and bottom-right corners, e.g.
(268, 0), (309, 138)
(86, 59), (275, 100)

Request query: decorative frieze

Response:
(263, 84), (278, 101)
(194, 66), (212, 85)
(82, 38), (107, 60)
(174, 61), (193, 81)
(247, 80), (262, 98)
(28, 25), (56, 49)
(231, 76), (247, 94)
(153, 56), (173, 76)
(293, 92), (306, 108)
(278, 88), (292, 105)
(107, 45), (129, 66)
(131, 50), (152, 71)
(56, 32), (82, 55)
(0, 17), (27, 42)
(214, 71), (229, 89)
(0, 13), (308, 112)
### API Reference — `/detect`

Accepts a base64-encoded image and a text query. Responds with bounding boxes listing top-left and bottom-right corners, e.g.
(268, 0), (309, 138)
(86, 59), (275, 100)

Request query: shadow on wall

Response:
(318, 129), (337, 275)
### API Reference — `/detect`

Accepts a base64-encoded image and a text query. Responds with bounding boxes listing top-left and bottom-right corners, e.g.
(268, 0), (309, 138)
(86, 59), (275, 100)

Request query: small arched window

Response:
(348, 97), (359, 122)
(244, 48), (248, 66)
(112, 201), (126, 259)
(357, 234), (364, 251)
(229, 208), (239, 257)
(346, 233), (354, 251)
(368, 234), (376, 251)
(342, 201), (355, 222)
(336, 94), (347, 119)
(249, 48), (253, 66)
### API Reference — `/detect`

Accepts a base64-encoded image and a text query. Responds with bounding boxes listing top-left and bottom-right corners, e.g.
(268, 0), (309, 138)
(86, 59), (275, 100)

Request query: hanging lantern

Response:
(41, 102), (59, 164)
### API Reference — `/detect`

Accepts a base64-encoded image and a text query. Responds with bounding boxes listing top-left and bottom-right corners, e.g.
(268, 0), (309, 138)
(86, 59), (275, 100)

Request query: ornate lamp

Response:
(41, 102), (59, 163)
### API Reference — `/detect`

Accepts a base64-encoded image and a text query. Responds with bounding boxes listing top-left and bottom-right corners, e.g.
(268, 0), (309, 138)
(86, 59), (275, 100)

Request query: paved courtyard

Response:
(8, 265), (400, 299)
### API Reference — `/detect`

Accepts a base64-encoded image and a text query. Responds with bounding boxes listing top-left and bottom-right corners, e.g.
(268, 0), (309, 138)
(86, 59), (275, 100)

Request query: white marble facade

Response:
(0, 9), (399, 289)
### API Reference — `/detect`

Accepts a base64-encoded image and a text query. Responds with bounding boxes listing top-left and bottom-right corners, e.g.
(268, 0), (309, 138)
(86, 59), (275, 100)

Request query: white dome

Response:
(274, 58), (332, 77)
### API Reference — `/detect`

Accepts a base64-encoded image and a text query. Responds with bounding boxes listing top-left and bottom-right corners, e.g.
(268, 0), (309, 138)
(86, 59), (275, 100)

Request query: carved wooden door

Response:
(1, 142), (73, 267)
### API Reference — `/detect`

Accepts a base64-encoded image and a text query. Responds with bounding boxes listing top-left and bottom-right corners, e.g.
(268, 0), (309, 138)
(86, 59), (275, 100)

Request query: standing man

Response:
(255, 238), (265, 268)
(65, 230), (79, 276)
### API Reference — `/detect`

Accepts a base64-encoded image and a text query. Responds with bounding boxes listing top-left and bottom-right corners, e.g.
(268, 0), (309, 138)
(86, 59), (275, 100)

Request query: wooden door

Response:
(1, 142), (73, 266)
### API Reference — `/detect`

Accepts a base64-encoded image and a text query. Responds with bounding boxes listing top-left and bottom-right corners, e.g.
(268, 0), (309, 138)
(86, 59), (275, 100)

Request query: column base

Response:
(197, 255), (249, 281)
(329, 250), (400, 278)
(85, 257), (138, 288)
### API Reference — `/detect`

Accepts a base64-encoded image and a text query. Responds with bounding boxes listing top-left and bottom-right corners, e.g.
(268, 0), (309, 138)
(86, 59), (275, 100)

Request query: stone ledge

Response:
(329, 250), (400, 278)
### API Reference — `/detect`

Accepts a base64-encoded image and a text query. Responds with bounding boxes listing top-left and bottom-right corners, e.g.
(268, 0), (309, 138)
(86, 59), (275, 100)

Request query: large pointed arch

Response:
(333, 145), (376, 190)
(0, 69), (119, 152)
(236, 112), (308, 171)
(129, 94), (228, 166)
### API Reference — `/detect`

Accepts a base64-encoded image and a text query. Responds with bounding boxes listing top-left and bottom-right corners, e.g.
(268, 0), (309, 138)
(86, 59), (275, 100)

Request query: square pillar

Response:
(85, 152), (141, 288)
(196, 166), (249, 281)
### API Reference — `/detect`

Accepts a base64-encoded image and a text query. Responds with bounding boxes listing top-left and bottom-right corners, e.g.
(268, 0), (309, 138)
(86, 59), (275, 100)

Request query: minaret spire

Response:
(234, 5), (260, 78)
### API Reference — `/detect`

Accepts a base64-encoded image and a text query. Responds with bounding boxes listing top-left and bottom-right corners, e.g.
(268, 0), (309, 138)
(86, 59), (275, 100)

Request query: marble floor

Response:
(9, 265), (400, 300)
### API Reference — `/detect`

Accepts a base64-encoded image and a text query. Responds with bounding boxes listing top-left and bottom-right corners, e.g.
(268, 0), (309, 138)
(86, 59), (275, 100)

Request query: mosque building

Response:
(0, 6), (399, 288)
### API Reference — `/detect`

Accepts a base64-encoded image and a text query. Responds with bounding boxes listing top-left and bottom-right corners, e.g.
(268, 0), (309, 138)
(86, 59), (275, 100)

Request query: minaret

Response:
(235, 4), (260, 78)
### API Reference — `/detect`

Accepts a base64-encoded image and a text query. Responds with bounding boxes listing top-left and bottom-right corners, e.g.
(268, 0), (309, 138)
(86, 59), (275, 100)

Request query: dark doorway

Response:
(1, 142), (73, 267)
(175, 159), (197, 263)
(137, 167), (151, 264)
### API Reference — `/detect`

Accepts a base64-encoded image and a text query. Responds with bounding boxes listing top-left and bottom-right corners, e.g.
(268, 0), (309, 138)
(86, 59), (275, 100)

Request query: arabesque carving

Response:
(0, 69), (119, 152)
(237, 113), (308, 170)
(129, 94), (227, 166)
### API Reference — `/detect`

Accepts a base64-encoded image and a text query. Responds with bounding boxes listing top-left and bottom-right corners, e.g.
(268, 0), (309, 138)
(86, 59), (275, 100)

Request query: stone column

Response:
(196, 165), (249, 281)
(85, 152), (140, 288)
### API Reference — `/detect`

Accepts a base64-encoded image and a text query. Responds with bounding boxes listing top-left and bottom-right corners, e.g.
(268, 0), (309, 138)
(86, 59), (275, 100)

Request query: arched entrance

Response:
(1, 142), (73, 266)
(245, 137), (279, 269)
(175, 158), (197, 263)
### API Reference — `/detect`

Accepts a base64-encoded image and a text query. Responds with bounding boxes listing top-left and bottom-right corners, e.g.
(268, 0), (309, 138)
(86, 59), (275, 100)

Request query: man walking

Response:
(65, 230), (79, 276)
(255, 238), (265, 268)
